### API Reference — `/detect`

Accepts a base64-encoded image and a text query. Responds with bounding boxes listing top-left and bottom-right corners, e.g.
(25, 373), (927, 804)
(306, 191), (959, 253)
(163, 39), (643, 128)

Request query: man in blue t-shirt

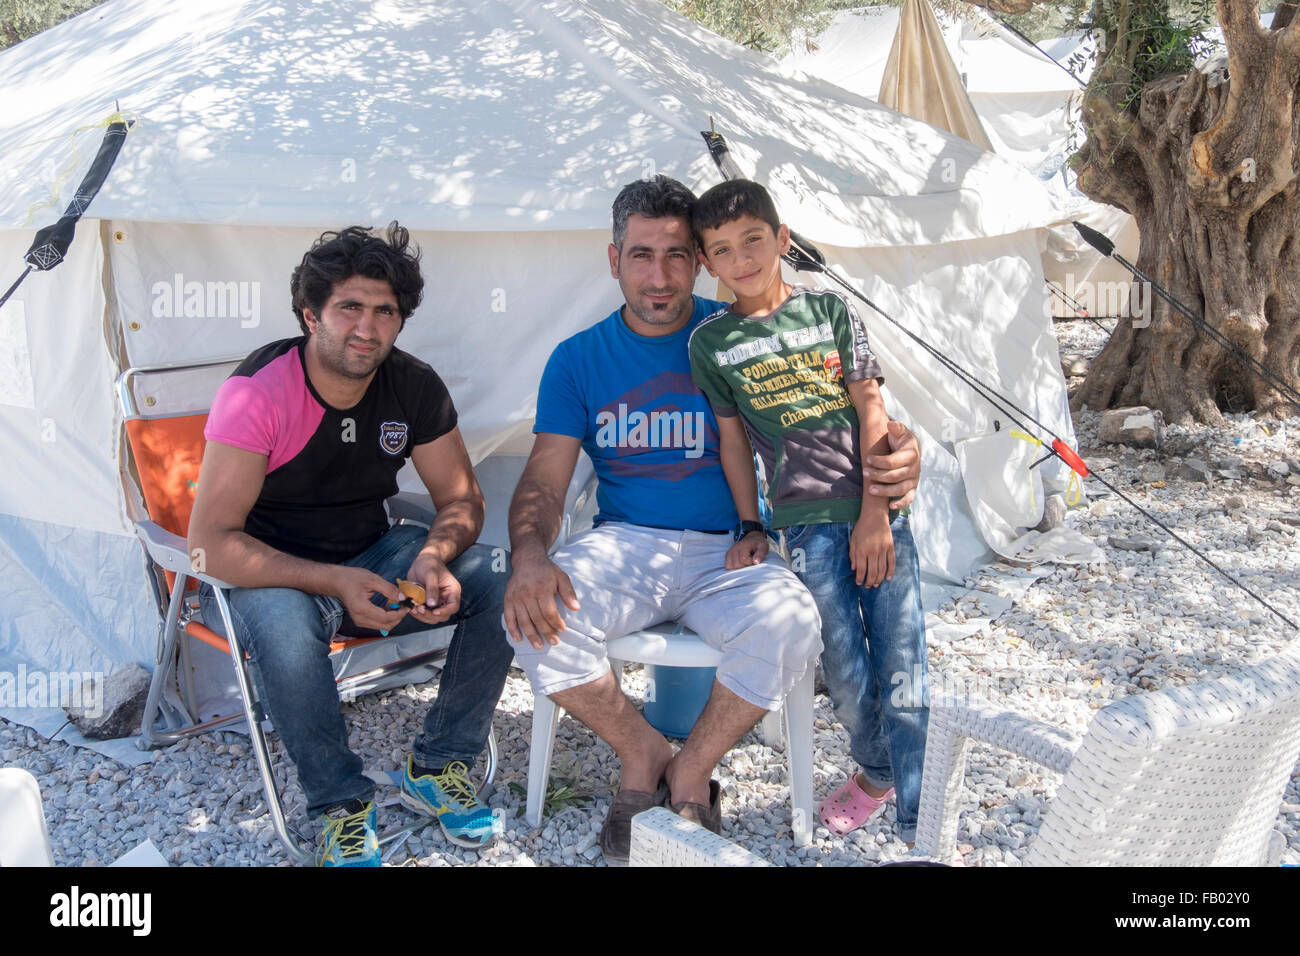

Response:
(504, 176), (921, 863)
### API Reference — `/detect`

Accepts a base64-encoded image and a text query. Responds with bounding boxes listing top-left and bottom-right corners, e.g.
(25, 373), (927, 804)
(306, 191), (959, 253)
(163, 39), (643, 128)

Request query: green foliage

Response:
(0, 0), (108, 50)
(507, 778), (595, 819)
(1094, 0), (1220, 111)
(664, 0), (845, 51)
(1001, 0), (1093, 43)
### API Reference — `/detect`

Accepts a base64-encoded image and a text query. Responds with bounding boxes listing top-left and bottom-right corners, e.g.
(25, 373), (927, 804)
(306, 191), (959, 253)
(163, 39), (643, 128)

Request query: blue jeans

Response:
(783, 514), (929, 843)
(199, 524), (513, 816)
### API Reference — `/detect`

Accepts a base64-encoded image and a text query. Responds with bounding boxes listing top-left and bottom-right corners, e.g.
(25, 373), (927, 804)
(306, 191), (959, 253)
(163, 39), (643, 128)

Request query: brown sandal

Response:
(670, 779), (722, 835)
(599, 780), (669, 864)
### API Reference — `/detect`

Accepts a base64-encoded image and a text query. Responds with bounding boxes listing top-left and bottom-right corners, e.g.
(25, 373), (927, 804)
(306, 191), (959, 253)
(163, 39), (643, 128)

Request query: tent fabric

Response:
(0, 0), (1058, 250)
(0, 0), (1075, 686)
(878, 0), (994, 151)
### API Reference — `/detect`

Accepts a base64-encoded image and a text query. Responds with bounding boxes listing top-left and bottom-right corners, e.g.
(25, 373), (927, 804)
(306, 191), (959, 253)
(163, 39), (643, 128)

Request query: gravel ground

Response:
(3, 317), (1298, 867)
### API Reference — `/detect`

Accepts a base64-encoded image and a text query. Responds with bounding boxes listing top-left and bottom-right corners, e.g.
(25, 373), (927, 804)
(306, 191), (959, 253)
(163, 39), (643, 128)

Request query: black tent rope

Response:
(701, 128), (1297, 631)
(0, 112), (135, 310)
(984, 13), (1089, 90)
(1073, 221), (1300, 409)
(1046, 281), (1116, 336)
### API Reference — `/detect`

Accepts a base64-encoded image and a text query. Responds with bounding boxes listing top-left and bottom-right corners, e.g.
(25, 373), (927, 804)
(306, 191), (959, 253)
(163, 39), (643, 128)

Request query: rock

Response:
(1267, 460), (1291, 478)
(1214, 456), (1245, 469)
(1265, 520), (1291, 535)
(1098, 406), (1164, 448)
(1170, 459), (1212, 483)
(65, 663), (151, 740)
(1217, 468), (1244, 481)
(1060, 353), (1090, 377)
(1108, 535), (1160, 552)
(1288, 474), (1300, 487)
(1035, 493), (1067, 532)
(1288, 457), (1300, 475)
(1161, 435), (1201, 457)
(1224, 495), (1247, 512)
(1137, 462), (1166, 482)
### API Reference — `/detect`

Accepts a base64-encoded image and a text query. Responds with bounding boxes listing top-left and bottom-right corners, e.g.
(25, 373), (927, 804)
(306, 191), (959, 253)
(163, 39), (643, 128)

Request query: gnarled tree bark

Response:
(1068, 0), (1300, 423)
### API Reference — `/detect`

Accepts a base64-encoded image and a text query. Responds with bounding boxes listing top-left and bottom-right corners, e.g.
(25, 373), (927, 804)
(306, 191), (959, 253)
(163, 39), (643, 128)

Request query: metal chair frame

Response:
(118, 358), (497, 864)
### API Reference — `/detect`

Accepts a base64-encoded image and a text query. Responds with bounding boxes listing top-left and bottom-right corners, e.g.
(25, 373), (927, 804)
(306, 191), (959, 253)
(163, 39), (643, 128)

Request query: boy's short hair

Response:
(290, 222), (423, 333)
(611, 175), (698, 251)
(691, 179), (781, 249)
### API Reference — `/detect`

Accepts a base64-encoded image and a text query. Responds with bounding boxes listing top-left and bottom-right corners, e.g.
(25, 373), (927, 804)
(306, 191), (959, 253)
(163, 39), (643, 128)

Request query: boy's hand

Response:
(725, 531), (769, 570)
(850, 516), (895, 588)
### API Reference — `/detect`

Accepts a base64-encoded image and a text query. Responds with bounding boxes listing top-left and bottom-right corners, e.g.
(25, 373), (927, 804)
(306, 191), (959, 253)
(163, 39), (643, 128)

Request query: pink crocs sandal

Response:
(819, 774), (893, 836)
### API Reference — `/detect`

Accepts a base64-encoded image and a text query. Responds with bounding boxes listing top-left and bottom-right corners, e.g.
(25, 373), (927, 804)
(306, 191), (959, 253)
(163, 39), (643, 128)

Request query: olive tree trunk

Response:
(1070, 0), (1300, 423)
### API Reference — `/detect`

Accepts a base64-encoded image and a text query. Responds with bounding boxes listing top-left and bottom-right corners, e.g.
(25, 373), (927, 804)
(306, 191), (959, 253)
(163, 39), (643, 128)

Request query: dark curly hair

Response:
(290, 222), (423, 333)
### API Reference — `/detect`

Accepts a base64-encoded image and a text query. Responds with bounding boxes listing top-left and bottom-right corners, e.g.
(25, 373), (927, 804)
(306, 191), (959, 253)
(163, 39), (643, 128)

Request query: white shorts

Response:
(511, 522), (822, 710)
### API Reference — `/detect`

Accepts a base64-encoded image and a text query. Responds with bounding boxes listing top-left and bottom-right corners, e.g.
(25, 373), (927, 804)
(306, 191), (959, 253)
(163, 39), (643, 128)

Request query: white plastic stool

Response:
(525, 622), (815, 845)
(0, 768), (54, 866)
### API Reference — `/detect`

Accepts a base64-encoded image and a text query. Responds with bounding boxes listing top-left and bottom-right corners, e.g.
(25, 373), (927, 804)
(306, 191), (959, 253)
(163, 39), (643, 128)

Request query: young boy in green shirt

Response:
(687, 179), (929, 845)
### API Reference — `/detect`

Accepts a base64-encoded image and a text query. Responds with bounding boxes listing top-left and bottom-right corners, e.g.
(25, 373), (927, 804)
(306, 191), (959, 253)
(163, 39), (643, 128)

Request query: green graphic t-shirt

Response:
(687, 287), (884, 527)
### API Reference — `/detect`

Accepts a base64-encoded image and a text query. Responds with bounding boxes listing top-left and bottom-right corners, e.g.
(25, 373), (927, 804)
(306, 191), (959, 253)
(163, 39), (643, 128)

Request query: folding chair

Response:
(118, 358), (497, 863)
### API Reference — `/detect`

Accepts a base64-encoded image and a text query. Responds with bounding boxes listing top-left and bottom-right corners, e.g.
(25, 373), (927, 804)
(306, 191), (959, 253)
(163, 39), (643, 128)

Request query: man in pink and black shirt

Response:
(189, 224), (512, 865)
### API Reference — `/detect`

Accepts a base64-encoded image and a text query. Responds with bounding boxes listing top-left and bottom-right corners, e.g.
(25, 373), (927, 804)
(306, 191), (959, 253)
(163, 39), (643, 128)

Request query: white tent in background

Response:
(0, 0), (1075, 726)
(782, 4), (1140, 307)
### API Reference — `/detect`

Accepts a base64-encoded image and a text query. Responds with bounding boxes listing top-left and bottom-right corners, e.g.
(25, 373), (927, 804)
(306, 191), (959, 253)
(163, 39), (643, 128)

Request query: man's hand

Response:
(850, 515), (895, 588)
(333, 566), (408, 632)
(504, 545), (580, 650)
(404, 550), (461, 626)
(725, 531), (768, 570)
(865, 419), (921, 510)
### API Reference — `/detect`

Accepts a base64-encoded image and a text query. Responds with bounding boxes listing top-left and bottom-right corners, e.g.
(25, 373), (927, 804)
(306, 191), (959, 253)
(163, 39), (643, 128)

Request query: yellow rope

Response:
(1064, 469), (1082, 506)
(9, 110), (139, 226)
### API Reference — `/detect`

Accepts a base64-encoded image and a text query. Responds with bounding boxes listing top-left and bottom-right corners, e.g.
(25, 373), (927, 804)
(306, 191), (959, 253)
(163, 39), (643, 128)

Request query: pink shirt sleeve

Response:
(205, 375), (278, 458)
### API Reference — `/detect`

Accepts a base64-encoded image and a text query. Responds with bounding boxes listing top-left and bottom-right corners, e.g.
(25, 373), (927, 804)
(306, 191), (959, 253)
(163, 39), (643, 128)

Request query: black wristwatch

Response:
(734, 520), (769, 542)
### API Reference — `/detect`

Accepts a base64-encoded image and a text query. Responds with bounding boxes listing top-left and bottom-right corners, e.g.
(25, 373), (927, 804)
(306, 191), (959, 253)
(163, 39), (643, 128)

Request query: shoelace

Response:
(321, 806), (372, 859)
(430, 761), (479, 811)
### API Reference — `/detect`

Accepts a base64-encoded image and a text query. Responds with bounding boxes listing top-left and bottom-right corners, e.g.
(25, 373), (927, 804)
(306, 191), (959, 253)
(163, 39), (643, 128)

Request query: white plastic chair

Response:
(916, 638), (1300, 865)
(0, 768), (54, 867)
(525, 622), (816, 845)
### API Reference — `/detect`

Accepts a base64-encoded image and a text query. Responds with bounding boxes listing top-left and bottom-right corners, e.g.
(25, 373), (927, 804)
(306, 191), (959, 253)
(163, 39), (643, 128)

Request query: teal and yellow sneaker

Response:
(400, 756), (497, 849)
(315, 799), (380, 867)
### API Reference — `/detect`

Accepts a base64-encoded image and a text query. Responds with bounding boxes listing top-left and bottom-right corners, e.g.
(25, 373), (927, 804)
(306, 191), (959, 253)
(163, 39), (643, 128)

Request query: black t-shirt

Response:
(204, 337), (457, 563)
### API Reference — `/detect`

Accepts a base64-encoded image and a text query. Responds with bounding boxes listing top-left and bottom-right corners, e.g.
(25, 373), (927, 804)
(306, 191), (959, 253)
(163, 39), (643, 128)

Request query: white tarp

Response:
(782, 5), (1142, 294)
(0, 0), (1075, 696)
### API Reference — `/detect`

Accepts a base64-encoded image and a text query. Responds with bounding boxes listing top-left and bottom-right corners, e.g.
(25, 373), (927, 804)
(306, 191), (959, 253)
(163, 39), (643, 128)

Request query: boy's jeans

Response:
(783, 513), (930, 843)
(199, 524), (513, 816)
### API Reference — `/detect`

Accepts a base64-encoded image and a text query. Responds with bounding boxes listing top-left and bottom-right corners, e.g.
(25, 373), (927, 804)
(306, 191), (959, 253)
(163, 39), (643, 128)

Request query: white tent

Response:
(0, 0), (1074, 702)
(782, 5), (1140, 306)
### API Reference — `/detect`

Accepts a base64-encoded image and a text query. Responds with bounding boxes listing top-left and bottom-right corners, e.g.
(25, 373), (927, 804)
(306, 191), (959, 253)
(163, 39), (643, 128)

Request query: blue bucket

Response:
(642, 663), (716, 738)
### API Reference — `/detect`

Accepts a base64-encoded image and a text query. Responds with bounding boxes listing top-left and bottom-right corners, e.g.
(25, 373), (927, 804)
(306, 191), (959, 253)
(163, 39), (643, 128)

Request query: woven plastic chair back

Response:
(1028, 639), (1300, 866)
